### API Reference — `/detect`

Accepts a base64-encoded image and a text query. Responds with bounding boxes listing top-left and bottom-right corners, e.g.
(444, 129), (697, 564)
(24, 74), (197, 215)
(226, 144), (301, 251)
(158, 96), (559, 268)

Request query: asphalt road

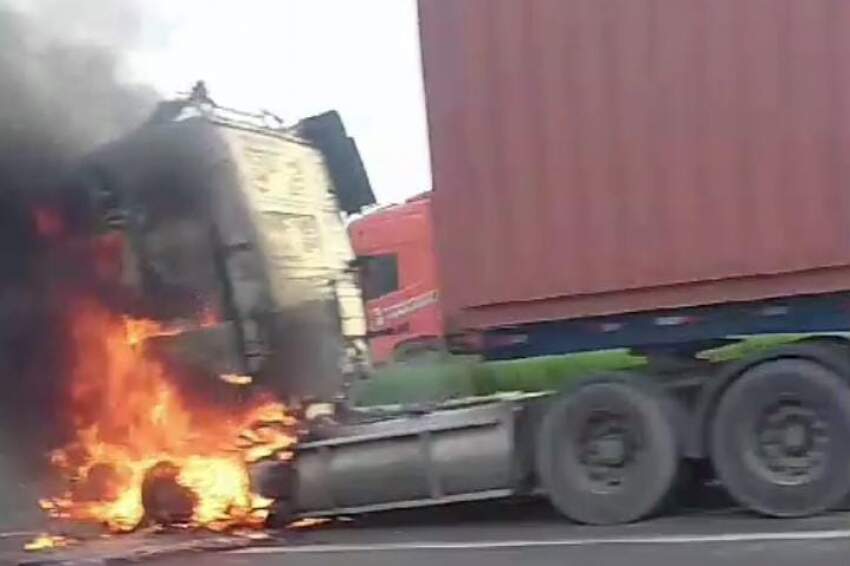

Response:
(161, 505), (850, 566)
(5, 500), (850, 565)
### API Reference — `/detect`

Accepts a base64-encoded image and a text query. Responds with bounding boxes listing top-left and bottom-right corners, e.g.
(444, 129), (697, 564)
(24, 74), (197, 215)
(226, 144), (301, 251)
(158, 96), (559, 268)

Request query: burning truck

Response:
(36, 0), (850, 541)
(61, 93), (374, 402)
(26, 92), (375, 538)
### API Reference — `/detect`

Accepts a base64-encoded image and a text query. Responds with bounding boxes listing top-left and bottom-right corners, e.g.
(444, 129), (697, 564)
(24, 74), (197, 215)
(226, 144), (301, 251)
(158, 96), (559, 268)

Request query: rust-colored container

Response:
(420, 0), (850, 331)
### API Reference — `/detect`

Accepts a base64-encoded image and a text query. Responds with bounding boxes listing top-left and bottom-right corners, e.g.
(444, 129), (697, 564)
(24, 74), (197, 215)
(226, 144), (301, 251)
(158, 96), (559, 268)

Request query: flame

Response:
(288, 517), (330, 529)
(40, 298), (297, 533)
(220, 374), (253, 386)
(25, 534), (74, 552)
(124, 306), (220, 347)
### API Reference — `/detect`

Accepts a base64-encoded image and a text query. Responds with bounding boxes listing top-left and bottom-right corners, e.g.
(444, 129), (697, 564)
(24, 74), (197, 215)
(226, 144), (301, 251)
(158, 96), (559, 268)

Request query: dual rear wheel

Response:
(710, 359), (850, 517)
(536, 378), (680, 524)
(536, 360), (850, 524)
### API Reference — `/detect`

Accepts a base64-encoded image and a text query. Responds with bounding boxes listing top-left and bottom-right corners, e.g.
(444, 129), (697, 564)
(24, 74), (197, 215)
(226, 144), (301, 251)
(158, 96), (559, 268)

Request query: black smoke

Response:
(0, 0), (158, 504)
(0, 1), (156, 198)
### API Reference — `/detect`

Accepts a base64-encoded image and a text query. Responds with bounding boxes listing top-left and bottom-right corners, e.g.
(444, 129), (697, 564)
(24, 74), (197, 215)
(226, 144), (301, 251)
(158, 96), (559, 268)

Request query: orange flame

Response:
(288, 517), (330, 529)
(41, 298), (297, 533)
(24, 534), (74, 552)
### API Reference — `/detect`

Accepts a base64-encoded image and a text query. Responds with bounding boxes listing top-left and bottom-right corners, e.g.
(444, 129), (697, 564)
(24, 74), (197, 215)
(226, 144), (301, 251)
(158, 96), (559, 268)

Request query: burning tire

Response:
(535, 377), (680, 524)
(141, 461), (197, 526)
(710, 359), (850, 517)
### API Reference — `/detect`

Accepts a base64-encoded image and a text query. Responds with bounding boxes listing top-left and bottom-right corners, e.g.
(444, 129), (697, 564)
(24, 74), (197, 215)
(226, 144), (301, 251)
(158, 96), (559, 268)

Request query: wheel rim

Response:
(749, 398), (829, 486)
(576, 410), (637, 493)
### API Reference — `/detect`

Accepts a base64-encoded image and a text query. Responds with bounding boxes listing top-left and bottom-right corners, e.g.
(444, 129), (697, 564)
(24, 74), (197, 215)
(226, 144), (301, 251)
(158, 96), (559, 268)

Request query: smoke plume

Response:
(0, 0), (159, 501)
(0, 1), (157, 196)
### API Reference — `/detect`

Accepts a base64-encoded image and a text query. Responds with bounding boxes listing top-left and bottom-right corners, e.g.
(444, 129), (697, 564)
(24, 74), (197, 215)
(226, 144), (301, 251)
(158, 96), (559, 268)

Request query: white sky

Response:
(127, 0), (432, 205)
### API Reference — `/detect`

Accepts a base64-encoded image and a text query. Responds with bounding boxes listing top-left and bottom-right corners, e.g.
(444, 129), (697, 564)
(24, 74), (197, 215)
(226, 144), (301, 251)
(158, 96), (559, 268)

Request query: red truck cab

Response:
(348, 193), (443, 364)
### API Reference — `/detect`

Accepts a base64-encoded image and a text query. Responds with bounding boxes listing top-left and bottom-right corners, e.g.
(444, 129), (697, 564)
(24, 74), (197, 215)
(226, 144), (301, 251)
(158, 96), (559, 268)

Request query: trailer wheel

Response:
(710, 359), (850, 517)
(536, 379), (679, 524)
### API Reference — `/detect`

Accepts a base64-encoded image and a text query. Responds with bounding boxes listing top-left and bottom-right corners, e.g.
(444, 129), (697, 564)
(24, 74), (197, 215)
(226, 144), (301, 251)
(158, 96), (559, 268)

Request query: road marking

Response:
(0, 531), (37, 539)
(231, 529), (850, 555)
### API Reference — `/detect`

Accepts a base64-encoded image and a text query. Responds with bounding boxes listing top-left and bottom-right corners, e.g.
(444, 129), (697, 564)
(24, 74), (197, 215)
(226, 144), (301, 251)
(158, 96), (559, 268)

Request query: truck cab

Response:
(65, 98), (375, 401)
(348, 193), (443, 364)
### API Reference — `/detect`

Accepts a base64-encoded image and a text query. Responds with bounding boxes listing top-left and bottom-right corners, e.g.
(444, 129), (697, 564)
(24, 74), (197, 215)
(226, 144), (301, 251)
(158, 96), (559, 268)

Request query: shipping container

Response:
(420, 0), (850, 332)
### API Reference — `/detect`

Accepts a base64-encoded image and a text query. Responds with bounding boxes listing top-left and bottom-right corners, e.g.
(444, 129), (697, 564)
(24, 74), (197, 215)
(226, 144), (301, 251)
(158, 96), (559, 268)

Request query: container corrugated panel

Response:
(419, 0), (850, 331)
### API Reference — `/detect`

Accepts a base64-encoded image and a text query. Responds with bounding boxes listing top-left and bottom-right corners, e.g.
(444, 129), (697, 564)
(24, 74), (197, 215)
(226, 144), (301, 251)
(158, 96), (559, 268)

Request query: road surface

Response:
(165, 503), (850, 566)
(6, 499), (850, 566)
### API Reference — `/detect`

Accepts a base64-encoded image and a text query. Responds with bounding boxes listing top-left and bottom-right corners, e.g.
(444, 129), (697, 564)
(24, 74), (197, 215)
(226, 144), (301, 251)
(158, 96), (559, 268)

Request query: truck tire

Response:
(536, 379), (679, 524)
(265, 498), (295, 529)
(710, 359), (850, 517)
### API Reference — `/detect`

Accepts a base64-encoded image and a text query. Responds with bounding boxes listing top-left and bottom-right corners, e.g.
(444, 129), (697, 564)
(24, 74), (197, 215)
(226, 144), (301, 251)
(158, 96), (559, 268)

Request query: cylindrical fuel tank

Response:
(291, 401), (521, 514)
